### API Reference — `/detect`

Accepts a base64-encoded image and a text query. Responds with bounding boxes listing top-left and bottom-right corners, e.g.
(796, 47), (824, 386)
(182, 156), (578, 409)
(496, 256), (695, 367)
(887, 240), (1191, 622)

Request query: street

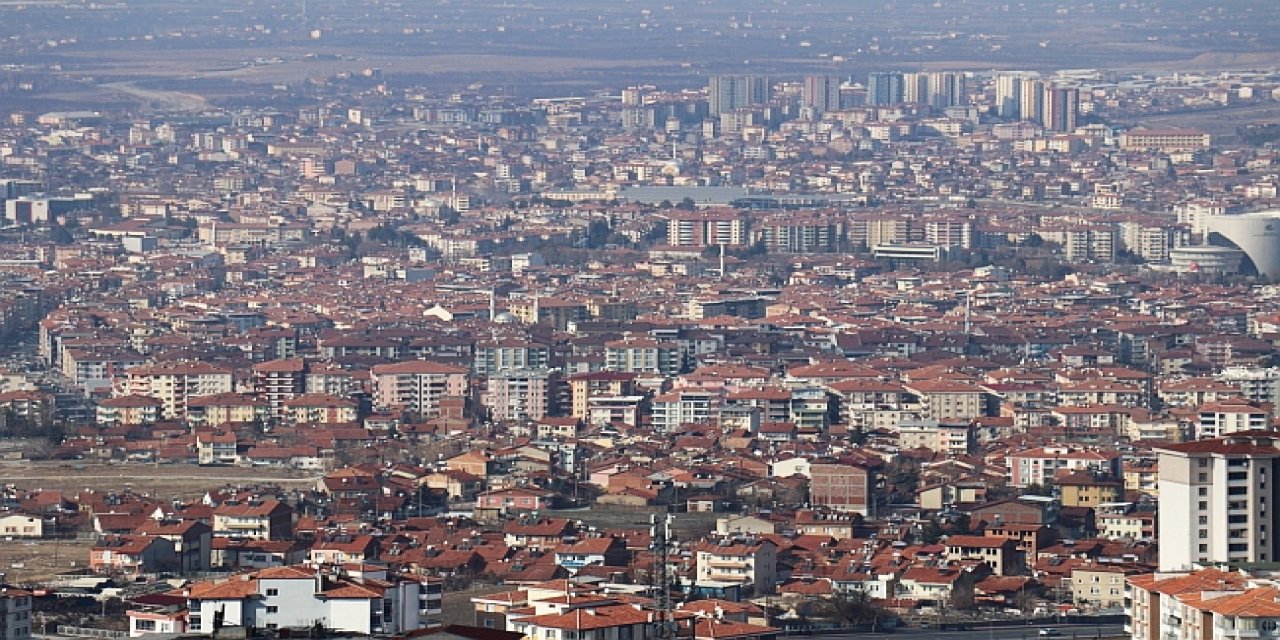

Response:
(814, 623), (1127, 640)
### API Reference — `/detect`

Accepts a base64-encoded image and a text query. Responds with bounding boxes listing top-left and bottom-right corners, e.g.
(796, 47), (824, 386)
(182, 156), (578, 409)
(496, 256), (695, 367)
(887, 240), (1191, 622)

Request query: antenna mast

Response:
(651, 512), (676, 640)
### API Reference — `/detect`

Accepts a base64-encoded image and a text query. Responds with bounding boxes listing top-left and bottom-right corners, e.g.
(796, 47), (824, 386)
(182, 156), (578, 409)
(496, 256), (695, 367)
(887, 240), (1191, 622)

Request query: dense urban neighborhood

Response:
(2, 2), (1280, 639)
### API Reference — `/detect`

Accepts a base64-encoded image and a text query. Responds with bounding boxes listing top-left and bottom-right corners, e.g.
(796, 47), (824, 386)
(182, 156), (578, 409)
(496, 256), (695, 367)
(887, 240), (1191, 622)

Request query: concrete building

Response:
(809, 461), (873, 516)
(664, 209), (750, 248)
(0, 588), (33, 640)
(180, 564), (431, 635)
(866, 72), (904, 106)
(370, 360), (469, 418)
(485, 368), (558, 423)
(802, 75), (840, 115)
(1156, 432), (1280, 571)
(708, 75), (770, 115)
(1119, 128), (1212, 151)
(121, 362), (234, 420)
(693, 538), (778, 596)
(651, 389), (715, 432)
(605, 336), (684, 376)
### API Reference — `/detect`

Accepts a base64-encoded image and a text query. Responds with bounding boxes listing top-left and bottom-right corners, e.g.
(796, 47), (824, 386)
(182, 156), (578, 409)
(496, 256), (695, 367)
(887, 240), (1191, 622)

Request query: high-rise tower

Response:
(802, 75), (841, 114)
(708, 75), (770, 115)
(867, 71), (904, 106)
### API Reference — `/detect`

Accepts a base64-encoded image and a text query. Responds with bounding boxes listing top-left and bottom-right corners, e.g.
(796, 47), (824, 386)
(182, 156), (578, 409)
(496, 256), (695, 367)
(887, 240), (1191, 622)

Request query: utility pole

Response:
(651, 512), (677, 640)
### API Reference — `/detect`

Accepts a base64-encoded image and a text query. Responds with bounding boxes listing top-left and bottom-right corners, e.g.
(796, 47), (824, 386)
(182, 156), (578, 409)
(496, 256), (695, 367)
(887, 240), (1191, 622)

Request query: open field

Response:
(0, 460), (321, 501)
(0, 537), (96, 586)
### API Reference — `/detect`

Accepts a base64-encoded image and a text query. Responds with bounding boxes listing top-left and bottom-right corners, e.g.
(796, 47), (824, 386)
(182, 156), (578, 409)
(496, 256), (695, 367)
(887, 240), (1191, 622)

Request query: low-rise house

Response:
(182, 564), (430, 635)
(135, 519), (213, 573)
(693, 537), (778, 598)
(477, 487), (558, 517)
(944, 535), (1021, 576)
(211, 499), (292, 540)
(553, 536), (628, 574)
(0, 513), (46, 538)
(91, 535), (176, 575)
(210, 538), (307, 570)
(308, 534), (379, 565)
(127, 604), (187, 638)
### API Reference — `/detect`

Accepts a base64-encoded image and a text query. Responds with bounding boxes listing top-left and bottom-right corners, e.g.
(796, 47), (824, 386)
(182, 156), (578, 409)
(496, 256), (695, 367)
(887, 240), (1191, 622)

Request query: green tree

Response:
(822, 590), (888, 627)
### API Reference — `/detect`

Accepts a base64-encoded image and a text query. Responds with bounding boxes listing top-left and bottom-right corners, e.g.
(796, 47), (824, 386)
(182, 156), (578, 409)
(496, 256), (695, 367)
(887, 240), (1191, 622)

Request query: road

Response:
(818, 623), (1126, 640)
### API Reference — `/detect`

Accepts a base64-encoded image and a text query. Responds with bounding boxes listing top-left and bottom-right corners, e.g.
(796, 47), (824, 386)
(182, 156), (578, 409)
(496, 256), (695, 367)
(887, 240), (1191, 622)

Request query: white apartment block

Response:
(1157, 433), (1280, 571)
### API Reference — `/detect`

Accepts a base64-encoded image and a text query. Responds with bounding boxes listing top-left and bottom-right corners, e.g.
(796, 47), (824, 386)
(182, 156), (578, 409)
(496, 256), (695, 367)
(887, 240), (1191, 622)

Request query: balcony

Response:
(706, 559), (750, 569)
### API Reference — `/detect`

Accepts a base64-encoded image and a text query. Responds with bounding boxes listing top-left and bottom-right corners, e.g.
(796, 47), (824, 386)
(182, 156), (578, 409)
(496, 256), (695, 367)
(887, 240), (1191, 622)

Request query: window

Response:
(266, 588), (278, 596)
(266, 606), (278, 614)
(1199, 488), (1209, 496)
(136, 620), (157, 632)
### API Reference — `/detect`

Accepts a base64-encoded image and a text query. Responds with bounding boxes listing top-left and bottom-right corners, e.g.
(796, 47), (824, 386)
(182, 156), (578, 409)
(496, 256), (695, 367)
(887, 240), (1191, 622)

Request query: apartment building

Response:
(252, 358), (306, 421)
(1157, 432), (1280, 571)
(604, 336), (684, 376)
(568, 371), (638, 419)
(1006, 446), (1120, 487)
(809, 461), (874, 516)
(651, 389), (716, 432)
(693, 538), (778, 597)
(904, 379), (986, 422)
(664, 209), (749, 247)
(120, 362), (234, 420)
(0, 588), (33, 640)
(474, 340), (551, 376)
(485, 368), (558, 423)
(371, 360), (469, 418)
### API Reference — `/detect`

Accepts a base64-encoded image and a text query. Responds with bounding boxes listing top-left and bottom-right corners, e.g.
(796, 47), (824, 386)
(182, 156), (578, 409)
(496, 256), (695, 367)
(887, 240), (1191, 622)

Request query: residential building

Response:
(809, 461), (874, 516)
(605, 337), (684, 376)
(252, 358), (307, 422)
(1006, 446), (1119, 487)
(665, 209), (750, 248)
(211, 499), (293, 540)
(1156, 432), (1280, 571)
(182, 564), (430, 635)
(0, 588), (33, 640)
(120, 362), (234, 420)
(485, 368), (558, 423)
(708, 75), (770, 114)
(569, 372), (638, 420)
(371, 360), (469, 418)
(693, 538), (778, 597)
(651, 389), (715, 432)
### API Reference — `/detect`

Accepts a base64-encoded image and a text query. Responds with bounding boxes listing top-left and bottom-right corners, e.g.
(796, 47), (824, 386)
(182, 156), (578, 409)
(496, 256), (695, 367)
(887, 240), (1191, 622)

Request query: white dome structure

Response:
(1207, 211), (1280, 279)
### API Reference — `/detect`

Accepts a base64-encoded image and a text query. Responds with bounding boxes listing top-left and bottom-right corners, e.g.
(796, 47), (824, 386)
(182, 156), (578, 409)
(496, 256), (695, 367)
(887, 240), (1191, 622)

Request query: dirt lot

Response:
(0, 460), (321, 501)
(0, 537), (96, 586)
